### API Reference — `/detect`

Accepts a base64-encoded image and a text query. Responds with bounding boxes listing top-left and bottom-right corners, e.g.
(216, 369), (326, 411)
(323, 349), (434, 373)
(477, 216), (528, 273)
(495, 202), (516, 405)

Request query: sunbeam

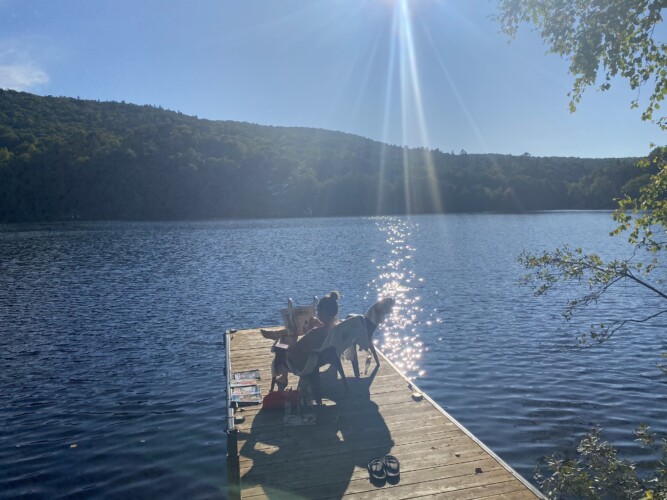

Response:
(390, 0), (444, 213)
(377, 6), (401, 215)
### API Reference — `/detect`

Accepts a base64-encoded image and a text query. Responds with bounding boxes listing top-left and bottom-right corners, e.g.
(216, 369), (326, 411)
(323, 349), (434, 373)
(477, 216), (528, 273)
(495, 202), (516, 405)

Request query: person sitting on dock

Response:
(261, 298), (320, 392)
(286, 291), (347, 404)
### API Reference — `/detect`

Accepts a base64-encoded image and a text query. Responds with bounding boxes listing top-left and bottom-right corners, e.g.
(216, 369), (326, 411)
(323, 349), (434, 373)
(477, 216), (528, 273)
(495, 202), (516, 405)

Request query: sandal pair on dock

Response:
(367, 454), (400, 485)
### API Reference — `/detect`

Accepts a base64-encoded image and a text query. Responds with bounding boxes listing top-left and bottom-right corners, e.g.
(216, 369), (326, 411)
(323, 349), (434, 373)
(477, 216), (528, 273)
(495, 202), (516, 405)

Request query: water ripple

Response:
(1, 215), (666, 496)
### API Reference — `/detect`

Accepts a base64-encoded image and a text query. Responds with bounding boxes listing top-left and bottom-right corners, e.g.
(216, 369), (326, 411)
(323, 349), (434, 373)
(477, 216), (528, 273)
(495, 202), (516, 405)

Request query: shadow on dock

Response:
(229, 328), (543, 499)
(238, 365), (394, 499)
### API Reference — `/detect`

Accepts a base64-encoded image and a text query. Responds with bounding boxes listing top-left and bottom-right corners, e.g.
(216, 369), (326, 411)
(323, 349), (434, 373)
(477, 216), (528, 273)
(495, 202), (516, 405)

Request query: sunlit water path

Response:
(1, 213), (666, 498)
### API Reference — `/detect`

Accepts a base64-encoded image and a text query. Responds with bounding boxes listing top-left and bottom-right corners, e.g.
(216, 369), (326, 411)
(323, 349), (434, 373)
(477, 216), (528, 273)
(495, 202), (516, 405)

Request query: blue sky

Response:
(0, 0), (664, 158)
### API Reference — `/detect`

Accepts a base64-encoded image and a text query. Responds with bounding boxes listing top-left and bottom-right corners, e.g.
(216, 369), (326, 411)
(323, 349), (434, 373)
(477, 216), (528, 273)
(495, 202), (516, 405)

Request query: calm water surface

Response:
(1, 213), (666, 498)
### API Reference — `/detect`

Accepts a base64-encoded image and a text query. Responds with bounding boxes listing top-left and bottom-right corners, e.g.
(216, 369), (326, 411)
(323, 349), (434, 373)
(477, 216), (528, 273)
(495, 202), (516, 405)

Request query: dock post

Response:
(225, 329), (241, 500)
(227, 427), (241, 500)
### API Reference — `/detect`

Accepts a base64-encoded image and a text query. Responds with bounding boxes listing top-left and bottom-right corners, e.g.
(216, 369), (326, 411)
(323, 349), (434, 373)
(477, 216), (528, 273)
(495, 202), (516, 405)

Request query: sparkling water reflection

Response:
(1, 214), (666, 498)
(365, 217), (426, 377)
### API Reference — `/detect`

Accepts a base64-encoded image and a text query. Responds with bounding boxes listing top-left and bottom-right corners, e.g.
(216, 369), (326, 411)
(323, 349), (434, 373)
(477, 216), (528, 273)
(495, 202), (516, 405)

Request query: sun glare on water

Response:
(366, 217), (432, 379)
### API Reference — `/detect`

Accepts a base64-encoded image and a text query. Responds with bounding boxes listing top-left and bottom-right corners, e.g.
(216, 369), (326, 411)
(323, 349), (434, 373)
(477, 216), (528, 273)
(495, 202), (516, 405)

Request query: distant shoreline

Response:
(0, 90), (647, 224)
(0, 209), (619, 227)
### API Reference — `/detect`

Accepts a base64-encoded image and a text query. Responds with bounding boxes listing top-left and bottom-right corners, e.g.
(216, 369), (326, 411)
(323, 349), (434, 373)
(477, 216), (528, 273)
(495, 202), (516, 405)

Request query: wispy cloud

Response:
(0, 63), (48, 90)
(0, 37), (51, 91)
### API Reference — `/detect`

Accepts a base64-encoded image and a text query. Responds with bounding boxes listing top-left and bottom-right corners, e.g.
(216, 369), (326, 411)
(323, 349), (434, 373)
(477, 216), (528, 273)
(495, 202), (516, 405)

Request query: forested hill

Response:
(0, 89), (647, 222)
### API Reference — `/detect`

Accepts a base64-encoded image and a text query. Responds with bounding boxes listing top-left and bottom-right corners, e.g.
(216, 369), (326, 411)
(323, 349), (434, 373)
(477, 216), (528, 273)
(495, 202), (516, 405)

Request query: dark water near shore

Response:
(2, 213), (666, 498)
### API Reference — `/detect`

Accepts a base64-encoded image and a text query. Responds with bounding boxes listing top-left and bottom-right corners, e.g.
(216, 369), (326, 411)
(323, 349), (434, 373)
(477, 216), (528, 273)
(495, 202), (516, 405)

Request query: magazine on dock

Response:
(230, 383), (261, 404)
(233, 369), (261, 382)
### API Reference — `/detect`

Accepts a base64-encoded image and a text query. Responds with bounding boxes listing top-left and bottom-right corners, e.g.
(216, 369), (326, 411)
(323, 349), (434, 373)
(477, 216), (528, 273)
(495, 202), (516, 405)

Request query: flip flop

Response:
(367, 457), (386, 482)
(383, 454), (400, 477)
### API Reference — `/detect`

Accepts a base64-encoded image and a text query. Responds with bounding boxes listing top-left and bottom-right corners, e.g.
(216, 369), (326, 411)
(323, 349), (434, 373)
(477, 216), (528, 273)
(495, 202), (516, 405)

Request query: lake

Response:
(1, 213), (666, 498)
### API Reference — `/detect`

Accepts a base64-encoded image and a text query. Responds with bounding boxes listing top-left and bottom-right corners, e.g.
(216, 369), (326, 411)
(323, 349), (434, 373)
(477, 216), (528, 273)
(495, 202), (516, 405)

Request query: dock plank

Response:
(227, 328), (543, 499)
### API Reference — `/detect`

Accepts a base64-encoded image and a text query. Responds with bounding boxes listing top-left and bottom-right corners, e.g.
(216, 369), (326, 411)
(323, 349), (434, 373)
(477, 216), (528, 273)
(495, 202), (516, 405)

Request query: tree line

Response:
(0, 90), (649, 222)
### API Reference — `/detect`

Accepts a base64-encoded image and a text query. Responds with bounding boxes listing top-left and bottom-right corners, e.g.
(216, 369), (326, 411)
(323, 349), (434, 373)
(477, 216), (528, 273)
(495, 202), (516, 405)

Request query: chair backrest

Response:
(280, 297), (318, 337)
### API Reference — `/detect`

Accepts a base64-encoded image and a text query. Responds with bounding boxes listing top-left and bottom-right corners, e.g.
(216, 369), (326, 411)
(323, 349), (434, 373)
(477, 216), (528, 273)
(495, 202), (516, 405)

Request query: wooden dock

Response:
(226, 328), (544, 499)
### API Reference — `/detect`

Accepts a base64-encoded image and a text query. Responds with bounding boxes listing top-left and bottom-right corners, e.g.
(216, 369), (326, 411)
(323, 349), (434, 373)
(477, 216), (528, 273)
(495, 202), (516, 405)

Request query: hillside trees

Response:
(0, 89), (647, 222)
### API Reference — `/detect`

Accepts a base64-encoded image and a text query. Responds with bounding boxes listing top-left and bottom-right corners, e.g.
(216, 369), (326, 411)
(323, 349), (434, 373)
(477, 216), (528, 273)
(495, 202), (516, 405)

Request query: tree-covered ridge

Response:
(0, 89), (647, 222)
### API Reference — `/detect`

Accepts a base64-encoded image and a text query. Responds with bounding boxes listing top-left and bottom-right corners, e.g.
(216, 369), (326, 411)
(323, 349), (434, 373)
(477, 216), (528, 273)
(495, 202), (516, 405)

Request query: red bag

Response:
(262, 389), (298, 410)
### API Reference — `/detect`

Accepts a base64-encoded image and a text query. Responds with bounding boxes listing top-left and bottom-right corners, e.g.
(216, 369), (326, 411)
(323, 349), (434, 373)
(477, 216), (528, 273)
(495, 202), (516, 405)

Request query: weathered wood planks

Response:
(227, 328), (544, 499)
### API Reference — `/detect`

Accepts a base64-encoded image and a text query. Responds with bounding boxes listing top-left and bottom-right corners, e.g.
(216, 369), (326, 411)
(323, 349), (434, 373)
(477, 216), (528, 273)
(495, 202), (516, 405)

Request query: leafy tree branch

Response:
(518, 243), (667, 344)
(613, 146), (667, 251)
(496, 0), (667, 128)
(535, 426), (667, 499)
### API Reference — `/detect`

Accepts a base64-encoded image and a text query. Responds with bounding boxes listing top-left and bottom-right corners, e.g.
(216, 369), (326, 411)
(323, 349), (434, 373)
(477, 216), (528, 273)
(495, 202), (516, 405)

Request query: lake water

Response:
(1, 213), (666, 498)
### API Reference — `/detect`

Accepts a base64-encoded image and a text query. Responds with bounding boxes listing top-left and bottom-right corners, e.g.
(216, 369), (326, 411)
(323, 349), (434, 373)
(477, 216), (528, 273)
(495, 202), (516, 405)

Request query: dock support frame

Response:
(225, 329), (241, 500)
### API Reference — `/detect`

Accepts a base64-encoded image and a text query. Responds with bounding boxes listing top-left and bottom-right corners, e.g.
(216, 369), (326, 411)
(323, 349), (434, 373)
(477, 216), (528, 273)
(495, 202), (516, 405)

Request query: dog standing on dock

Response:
(363, 297), (396, 367)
